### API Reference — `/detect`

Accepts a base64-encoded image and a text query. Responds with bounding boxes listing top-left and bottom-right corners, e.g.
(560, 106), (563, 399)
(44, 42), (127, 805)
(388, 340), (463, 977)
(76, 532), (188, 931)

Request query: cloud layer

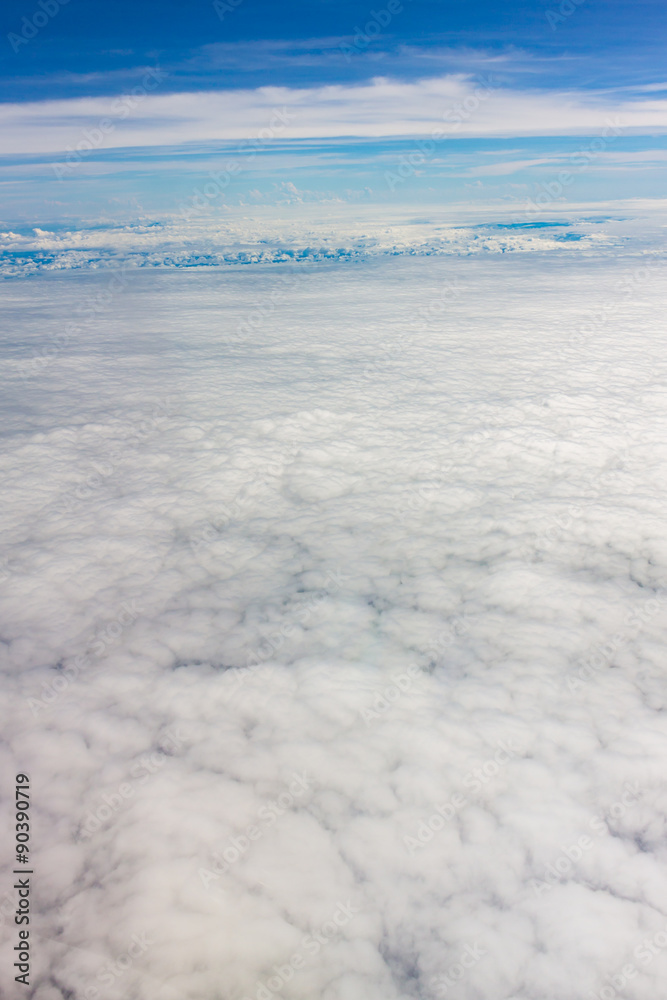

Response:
(0, 210), (638, 278)
(2, 210), (667, 999)
(3, 73), (667, 156)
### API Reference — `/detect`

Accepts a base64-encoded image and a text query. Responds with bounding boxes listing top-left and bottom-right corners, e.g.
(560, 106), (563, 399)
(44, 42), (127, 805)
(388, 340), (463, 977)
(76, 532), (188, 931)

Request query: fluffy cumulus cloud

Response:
(1, 207), (662, 278)
(2, 207), (667, 1000)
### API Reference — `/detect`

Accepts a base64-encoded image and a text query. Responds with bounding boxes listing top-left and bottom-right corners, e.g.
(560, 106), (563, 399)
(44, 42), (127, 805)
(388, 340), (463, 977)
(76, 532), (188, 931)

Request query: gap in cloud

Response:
(2, 206), (666, 280)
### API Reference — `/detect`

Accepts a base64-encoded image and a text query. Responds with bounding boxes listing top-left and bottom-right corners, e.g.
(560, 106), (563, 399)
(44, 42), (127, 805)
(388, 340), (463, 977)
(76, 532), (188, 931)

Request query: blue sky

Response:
(1, 0), (666, 221)
(2, 0), (667, 99)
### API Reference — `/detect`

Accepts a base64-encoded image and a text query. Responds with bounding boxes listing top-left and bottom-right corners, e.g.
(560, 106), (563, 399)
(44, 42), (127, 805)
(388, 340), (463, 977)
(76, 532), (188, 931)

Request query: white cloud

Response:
(463, 148), (667, 177)
(3, 74), (667, 156)
(2, 207), (667, 999)
(465, 157), (563, 176)
(0, 210), (624, 277)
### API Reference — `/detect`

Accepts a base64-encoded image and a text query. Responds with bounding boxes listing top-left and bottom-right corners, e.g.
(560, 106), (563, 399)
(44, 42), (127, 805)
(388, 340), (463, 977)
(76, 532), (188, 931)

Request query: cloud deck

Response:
(1, 213), (667, 1000)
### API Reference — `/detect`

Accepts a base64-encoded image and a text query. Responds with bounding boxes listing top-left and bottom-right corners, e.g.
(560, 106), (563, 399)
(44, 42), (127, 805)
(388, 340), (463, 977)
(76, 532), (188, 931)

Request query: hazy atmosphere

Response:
(1, 2), (667, 999)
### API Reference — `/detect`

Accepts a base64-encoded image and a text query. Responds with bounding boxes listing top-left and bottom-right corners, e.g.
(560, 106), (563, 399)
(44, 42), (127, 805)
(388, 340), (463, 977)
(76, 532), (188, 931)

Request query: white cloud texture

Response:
(2, 209), (667, 1000)
(0, 207), (661, 278)
(3, 73), (667, 155)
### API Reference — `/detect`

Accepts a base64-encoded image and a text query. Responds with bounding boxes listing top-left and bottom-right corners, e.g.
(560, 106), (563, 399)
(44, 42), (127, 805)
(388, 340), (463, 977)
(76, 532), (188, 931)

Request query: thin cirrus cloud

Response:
(3, 75), (667, 157)
(462, 149), (667, 177)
